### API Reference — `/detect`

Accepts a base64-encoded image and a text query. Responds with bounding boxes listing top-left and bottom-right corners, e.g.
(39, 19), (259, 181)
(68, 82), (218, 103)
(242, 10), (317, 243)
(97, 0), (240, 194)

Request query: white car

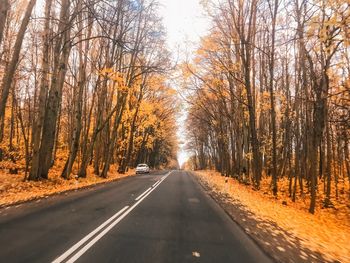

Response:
(135, 164), (150, 174)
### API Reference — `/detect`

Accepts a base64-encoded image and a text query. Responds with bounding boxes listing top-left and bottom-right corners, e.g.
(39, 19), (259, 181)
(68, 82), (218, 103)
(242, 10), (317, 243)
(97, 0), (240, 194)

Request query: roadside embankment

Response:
(0, 165), (135, 208)
(193, 170), (350, 263)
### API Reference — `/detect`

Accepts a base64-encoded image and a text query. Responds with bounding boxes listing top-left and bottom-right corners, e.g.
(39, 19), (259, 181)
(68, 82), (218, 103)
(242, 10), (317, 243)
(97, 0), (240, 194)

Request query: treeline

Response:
(0, 0), (178, 180)
(184, 0), (349, 213)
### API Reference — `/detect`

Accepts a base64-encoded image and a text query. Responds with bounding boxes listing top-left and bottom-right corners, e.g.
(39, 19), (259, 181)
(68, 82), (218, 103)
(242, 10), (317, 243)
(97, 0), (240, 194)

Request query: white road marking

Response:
(192, 251), (201, 258)
(66, 171), (172, 263)
(152, 180), (161, 188)
(52, 206), (129, 263)
(53, 171), (172, 263)
(152, 180), (160, 187)
(136, 172), (170, 201)
(135, 187), (152, 201)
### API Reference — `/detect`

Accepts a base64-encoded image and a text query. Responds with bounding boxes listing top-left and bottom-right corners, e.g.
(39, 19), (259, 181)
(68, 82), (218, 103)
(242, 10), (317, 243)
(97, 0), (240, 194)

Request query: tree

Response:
(184, 0), (350, 213)
(0, 0), (37, 143)
(0, 0), (10, 47)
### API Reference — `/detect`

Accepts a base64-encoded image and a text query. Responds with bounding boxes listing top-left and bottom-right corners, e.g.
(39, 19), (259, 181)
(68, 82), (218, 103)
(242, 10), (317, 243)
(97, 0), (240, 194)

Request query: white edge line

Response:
(135, 187), (152, 201)
(52, 205), (129, 263)
(66, 171), (172, 263)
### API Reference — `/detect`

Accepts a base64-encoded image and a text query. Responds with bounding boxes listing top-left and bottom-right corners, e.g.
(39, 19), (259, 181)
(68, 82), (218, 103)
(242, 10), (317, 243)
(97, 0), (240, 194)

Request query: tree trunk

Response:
(309, 74), (328, 213)
(37, 0), (71, 179)
(29, 0), (52, 181)
(0, 0), (37, 142)
(61, 0), (92, 179)
(101, 94), (127, 178)
(119, 90), (143, 173)
(0, 0), (10, 47)
(324, 112), (332, 206)
(268, 0), (279, 196)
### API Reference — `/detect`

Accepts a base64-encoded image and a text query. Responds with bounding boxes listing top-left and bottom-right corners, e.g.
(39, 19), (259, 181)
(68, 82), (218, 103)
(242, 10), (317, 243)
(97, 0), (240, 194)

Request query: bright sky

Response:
(158, 0), (210, 168)
(159, 0), (209, 51)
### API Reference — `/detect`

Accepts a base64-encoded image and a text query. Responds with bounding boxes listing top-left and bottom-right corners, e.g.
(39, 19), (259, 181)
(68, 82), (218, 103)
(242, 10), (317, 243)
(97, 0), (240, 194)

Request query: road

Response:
(0, 170), (272, 263)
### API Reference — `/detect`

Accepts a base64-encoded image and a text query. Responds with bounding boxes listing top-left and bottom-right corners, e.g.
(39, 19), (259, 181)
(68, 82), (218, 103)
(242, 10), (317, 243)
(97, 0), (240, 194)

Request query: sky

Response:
(158, 0), (210, 168)
(159, 0), (209, 51)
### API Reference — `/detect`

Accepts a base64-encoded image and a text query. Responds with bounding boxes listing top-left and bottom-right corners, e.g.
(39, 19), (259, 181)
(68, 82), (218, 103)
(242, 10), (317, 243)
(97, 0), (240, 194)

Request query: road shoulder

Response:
(190, 171), (338, 263)
(0, 169), (136, 209)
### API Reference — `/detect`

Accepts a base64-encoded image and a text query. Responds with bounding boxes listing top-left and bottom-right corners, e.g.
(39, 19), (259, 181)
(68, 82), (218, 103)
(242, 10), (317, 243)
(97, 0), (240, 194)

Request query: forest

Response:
(0, 0), (178, 184)
(0, 0), (349, 216)
(184, 0), (350, 213)
(0, 0), (349, 261)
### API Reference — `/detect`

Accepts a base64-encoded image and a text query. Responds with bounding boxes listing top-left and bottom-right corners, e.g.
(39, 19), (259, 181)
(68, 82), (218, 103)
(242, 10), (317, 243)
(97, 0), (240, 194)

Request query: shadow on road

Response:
(197, 178), (336, 263)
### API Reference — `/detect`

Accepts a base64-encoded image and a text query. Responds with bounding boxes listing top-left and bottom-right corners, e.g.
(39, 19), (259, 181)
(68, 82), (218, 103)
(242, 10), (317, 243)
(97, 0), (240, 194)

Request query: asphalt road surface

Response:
(0, 170), (272, 263)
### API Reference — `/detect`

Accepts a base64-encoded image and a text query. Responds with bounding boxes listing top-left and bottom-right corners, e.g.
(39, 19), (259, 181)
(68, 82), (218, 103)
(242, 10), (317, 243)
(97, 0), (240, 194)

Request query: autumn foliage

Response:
(184, 0), (350, 214)
(0, 0), (178, 185)
(195, 170), (350, 263)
